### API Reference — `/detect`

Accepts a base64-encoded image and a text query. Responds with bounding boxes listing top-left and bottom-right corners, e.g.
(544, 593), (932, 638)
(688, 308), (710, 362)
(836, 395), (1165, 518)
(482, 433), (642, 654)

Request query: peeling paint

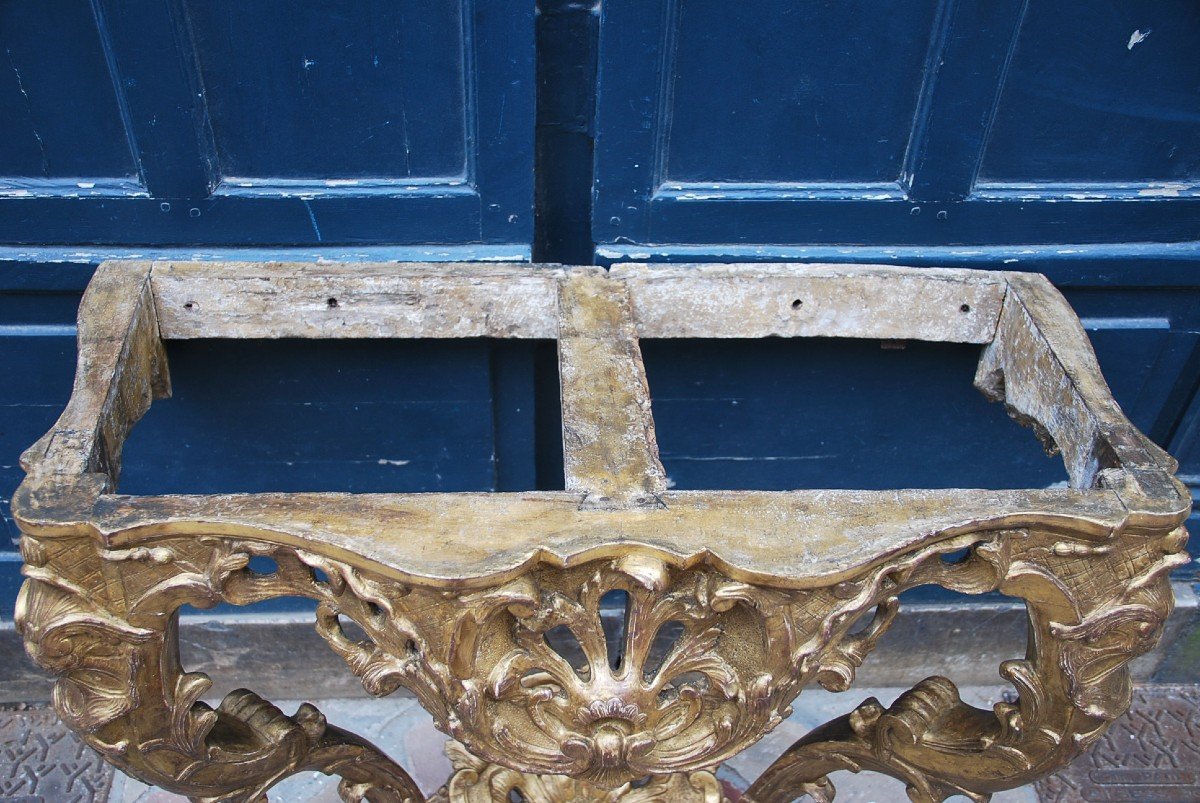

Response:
(1138, 183), (1187, 198)
(1127, 29), (1151, 50)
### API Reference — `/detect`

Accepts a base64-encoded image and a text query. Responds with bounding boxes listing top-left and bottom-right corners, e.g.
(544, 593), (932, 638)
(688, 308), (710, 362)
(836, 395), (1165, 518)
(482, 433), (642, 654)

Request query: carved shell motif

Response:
(445, 556), (795, 788)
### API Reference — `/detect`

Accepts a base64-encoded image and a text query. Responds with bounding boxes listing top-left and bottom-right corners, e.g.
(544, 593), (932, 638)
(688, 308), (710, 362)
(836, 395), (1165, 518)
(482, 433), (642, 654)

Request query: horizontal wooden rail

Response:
(11, 259), (1191, 803)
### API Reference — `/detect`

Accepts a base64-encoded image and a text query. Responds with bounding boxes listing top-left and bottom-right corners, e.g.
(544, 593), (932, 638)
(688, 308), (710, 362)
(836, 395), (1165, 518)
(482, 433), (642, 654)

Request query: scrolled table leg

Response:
(744, 525), (1189, 803)
(18, 517), (1185, 802)
(16, 533), (424, 803)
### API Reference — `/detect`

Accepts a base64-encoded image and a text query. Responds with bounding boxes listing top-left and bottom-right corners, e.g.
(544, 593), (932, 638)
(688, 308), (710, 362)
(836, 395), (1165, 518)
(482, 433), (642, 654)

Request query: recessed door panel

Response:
(594, 0), (1200, 249)
(0, 1), (137, 184)
(662, 0), (938, 185)
(0, 0), (535, 248)
(980, 2), (1200, 183)
(186, 0), (469, 182)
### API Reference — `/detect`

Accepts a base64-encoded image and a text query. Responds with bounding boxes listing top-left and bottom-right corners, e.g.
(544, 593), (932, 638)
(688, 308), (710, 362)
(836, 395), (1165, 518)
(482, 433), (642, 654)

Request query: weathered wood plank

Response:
(978, 272), (1188, 521)
(20, 261), (168, 489)
(150, 261), (565, 339)
(557, 270), (667, 502)
(613, 263), (1006, 343)
(85, 488), (1128, 590)
(12, 260), (1192, 801)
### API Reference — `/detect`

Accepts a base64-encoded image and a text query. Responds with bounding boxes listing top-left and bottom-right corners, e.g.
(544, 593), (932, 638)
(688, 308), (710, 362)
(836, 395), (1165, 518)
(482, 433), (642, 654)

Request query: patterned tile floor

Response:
(3, 685), (1196, 802)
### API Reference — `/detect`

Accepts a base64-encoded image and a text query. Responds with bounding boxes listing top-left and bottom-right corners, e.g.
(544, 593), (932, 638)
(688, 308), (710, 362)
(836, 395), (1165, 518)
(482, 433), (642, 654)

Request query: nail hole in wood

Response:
(960, 303), (971, 313)
(791, 299), (803, 309)
(183, 301), (196, 310)
(327, 297), (339, 308)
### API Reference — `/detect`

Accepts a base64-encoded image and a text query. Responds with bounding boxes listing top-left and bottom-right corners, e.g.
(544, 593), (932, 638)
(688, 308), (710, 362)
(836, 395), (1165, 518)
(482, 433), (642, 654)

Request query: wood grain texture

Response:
(11, 260), (1191, 802)
(613, 263), (1005, 342)
(151, 261), (565, 339)
(976, 272), (1189, 522)
(20, 261), (169, 489)
(557, 269), (667, 502)
(71, 488), (1126, 590)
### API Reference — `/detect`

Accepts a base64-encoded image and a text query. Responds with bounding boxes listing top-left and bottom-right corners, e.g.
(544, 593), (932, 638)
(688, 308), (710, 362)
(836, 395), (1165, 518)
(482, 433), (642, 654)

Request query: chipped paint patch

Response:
(1138, 182), (1188, 198)
(1127, 29), (1151, 50)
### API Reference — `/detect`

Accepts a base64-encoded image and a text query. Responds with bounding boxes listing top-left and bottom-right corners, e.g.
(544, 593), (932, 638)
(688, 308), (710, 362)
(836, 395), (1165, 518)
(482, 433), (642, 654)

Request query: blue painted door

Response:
(593, 0), (1200, 249)
(0, 0), (534, 247)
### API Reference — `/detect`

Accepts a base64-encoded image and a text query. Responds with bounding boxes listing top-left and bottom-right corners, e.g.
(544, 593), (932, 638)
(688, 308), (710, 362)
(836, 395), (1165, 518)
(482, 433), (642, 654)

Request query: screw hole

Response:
(183, 301), (196, 310)
(791, 299), (803, 309)
(326, 297), (339, 308)
(960, 303), (971, 313)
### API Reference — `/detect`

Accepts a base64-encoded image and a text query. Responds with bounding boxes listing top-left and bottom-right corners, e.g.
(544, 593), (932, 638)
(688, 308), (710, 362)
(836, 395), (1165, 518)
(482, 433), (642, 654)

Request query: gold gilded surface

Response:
(13, 261), (1191, 802)
(429, 741), (727, 802)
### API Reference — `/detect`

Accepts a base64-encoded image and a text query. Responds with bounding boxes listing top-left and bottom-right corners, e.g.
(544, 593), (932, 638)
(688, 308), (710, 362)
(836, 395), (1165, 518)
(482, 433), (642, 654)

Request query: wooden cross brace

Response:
(13, 261), (1190, 802)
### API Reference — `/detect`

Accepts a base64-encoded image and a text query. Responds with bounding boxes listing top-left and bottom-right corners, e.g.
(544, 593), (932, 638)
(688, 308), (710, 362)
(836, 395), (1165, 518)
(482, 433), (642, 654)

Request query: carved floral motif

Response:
(430, 741), (728, 803)
(15, 521), (1187, 801)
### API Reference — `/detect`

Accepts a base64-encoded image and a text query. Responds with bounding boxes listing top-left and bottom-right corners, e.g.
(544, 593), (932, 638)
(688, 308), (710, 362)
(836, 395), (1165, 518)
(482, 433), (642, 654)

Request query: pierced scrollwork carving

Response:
(12, 260), (1193, 803)
(17, 534), (424, 803)
(18, 517), (1185, 801)
(743, 525), (1190, 802)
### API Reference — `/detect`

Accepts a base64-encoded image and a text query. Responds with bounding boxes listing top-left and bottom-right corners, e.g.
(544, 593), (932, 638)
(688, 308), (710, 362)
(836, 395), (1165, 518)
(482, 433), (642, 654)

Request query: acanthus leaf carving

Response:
(14, 521), (1187, 801)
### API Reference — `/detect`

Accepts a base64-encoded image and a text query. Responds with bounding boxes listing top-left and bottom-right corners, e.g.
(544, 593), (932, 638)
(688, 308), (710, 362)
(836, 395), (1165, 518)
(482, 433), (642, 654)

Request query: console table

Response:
(14, 261), (1190, 802)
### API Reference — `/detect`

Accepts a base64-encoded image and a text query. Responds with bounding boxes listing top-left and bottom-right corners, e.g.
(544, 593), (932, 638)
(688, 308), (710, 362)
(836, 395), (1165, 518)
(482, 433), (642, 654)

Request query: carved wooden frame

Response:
(14, 261), (1190, 803)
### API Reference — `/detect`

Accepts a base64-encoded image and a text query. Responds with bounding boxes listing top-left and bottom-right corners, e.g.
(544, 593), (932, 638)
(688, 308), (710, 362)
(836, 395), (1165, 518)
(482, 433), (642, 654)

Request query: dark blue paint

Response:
(490, 342), (540, 492)
(981, 2), (1200, 182)
(0, 554), (24, 620)
(0, 247), (530, 294)
(593, 242), (1200, 288)
(1173, 386), (1200, 485)
(533, 0), (598, 264)
(118, 339), (557, 495)
(0, 1), (137, 181)
(903, 0), (1028, 201)
(0, 328), (76, 482)
(607, 193), (1200, 248)
(0, 0), (535, 246)
(1065, 289), (1200, 445)
(643, 339), (1069, 491)
(593, 0), (1200, 248)
(1171, 384), (1200, 573)
(187, 0), (468, 180)
(662, 0), (938, 183)
(93, 0), (217, 198)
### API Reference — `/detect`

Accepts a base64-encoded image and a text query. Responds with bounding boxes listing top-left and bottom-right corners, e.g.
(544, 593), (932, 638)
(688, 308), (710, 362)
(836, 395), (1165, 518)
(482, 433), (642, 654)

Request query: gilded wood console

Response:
(14, 261), (1190, 802)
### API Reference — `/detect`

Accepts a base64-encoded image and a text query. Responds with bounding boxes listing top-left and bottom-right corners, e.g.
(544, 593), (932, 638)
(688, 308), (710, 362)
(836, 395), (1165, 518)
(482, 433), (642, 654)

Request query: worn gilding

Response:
(14, 261), (1190, 802)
